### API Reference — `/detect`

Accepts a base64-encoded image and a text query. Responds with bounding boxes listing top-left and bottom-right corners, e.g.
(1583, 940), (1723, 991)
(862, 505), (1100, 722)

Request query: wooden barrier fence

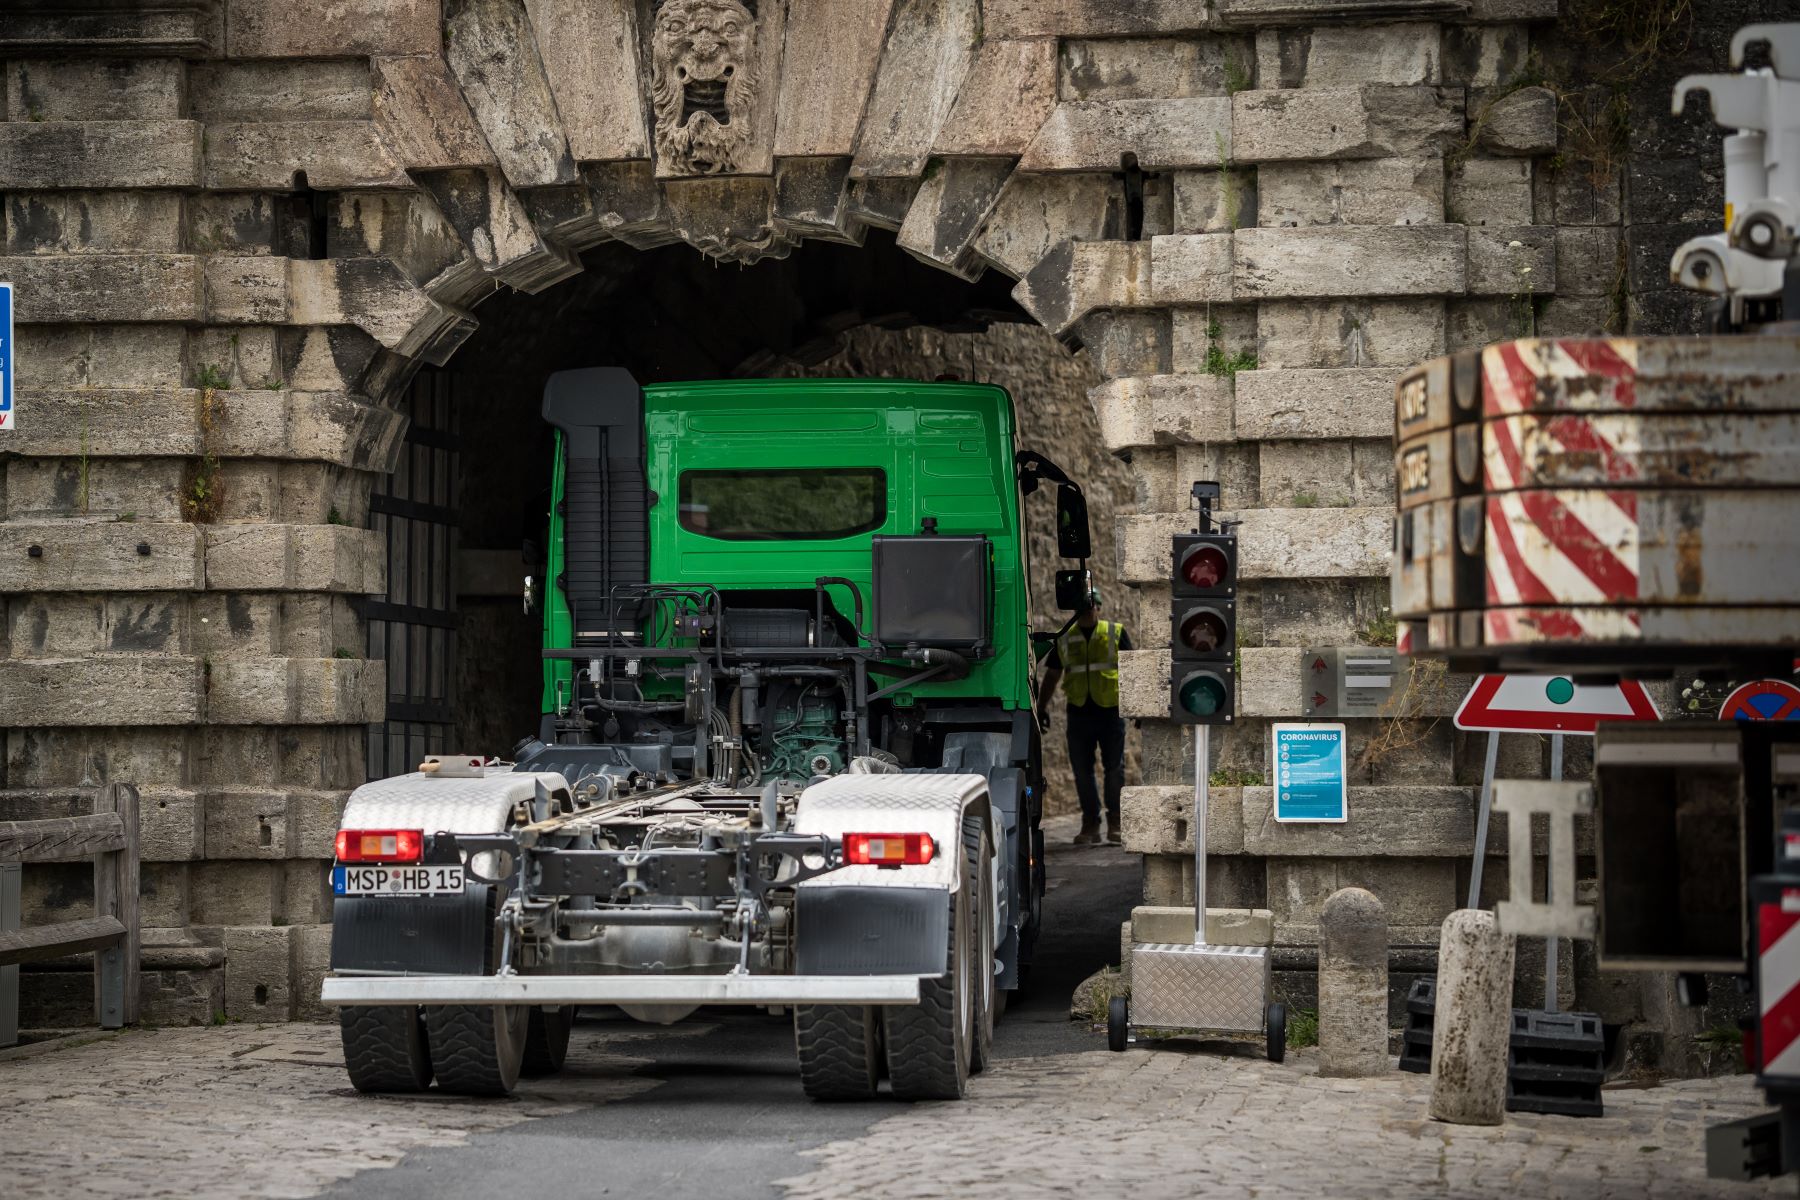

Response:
(0, 782), (141, 1046)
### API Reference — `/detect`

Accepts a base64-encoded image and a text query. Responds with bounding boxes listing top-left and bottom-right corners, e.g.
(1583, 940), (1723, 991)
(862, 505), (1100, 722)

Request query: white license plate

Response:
(332, 865), (465, 896)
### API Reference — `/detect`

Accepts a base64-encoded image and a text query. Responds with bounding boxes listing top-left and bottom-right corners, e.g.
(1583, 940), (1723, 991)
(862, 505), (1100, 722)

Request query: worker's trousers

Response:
(1065, 703), (1125, 826)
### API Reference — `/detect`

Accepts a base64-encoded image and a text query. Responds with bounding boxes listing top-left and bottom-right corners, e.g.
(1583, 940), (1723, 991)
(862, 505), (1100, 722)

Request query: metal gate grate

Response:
(365, 371), (460, 780)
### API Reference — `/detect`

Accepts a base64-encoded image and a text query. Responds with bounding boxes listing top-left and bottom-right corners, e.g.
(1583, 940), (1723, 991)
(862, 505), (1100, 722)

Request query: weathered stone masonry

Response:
(1, 0), (1681, 1028)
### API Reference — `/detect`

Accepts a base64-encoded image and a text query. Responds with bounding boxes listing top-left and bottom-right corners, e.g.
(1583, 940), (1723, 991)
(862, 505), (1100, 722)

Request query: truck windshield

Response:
(678, 467), (887, 540)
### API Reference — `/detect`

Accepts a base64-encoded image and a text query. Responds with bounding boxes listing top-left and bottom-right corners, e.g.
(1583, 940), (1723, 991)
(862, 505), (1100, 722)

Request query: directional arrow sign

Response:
(1454, 674), (1659, 735)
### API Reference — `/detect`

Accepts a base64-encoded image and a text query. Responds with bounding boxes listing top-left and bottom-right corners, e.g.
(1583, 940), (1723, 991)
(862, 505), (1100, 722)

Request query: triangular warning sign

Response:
(1453, 674), (1659, 735)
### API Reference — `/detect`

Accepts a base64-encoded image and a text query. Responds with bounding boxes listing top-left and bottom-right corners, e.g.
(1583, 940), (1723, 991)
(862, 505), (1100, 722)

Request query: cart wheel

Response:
(1266, 1002), (1287, 1064)
(1107, 996), (1129, 1052)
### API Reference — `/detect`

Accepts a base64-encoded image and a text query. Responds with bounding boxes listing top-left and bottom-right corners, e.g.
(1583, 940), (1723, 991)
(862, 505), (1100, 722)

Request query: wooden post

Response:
(92, 783), (140, 1028)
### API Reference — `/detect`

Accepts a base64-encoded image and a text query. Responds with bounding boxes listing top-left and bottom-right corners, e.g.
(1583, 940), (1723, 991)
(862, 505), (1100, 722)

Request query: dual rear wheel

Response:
(794, 816), (996, 1101)
(340, 1004), (569, 1096)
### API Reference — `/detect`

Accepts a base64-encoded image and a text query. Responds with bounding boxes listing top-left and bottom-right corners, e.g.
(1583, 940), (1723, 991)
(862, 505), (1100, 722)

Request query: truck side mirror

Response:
(1055, 568), (1093, 611)
(1056, 486), (1091, 559)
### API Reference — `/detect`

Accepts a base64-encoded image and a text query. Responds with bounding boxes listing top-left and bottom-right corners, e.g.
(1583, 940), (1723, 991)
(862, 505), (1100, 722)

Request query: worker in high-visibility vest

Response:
(1035, 589), (1132, 845)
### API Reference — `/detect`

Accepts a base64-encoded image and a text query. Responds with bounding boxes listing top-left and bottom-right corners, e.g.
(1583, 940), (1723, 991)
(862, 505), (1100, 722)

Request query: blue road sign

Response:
(1271, 722), (1348, 823)
(0, 282), (11, 432)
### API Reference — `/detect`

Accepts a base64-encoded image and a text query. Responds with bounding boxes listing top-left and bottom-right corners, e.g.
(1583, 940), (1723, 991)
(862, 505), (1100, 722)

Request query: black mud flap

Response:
(795, 886), (951, 977)
(330, 881), (491, 975)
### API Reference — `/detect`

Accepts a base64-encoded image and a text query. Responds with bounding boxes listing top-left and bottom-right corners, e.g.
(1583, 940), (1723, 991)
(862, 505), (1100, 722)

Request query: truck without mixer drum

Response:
(321, 369), (1097, 1100)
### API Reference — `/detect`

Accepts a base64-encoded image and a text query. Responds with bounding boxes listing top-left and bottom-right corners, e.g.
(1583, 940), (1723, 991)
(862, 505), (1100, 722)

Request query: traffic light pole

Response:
(1194, 722), (1208, 945)
(1546, 732), (1563, 1012)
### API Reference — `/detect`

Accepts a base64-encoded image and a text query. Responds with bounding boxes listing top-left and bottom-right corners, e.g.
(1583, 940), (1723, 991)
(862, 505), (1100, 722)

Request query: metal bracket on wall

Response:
(1492, 780), (1596, 940)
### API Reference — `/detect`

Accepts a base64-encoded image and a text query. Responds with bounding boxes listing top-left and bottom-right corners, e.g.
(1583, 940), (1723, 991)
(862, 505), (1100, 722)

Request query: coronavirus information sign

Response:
(0, 282), (12, 431)
(1271, 722), (1348, 823)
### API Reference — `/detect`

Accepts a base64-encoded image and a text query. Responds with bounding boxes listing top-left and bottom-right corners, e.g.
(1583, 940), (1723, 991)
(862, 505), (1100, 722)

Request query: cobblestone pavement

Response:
(0, 1022), (660, 1199)
(1, 1017), (1786, 1199)
(780, 1042), (1786, 1200)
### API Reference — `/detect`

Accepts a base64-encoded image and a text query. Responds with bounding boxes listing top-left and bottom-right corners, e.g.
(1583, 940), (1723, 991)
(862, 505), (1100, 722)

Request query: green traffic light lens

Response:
(1179, 672), (1228, 716)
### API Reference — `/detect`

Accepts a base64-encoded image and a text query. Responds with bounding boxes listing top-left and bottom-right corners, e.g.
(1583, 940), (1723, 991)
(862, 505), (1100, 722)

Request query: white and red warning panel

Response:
(1453, 674), (1660, 735)
(1759, 889), (1800, 1079)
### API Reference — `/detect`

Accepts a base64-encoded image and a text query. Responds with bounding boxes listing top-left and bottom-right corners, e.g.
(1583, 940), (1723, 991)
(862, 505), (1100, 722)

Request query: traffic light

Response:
(1170, 532), (1236, 723)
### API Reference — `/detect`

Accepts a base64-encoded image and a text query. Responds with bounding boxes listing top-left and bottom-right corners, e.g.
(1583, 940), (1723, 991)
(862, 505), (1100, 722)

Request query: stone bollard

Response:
(1318, 886), (1389, 1077)
(1428, 909), (1516, 1125)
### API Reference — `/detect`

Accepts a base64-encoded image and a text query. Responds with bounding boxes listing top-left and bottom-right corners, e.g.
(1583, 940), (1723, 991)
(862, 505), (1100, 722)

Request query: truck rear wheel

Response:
(425, 1004), (527, 1096)
(884, 856), (973, 1100)
(522, 1005), (575, 1077)
(339, 1005), (433, 1093)
(794, 1005), (881, 1100)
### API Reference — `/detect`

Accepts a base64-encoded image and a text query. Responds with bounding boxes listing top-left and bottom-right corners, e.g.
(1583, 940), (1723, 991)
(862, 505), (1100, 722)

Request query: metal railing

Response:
(0, 782), (141, 1046)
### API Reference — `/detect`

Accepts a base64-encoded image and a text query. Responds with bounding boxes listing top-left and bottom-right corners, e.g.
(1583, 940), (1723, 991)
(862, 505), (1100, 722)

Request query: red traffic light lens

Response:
(1181, 544), (1230, 590)
(1179, 607), (1228, 653)
(1178, 672), (1228, 716)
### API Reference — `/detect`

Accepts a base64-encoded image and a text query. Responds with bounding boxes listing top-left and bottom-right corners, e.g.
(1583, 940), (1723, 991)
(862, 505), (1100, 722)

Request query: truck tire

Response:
(339, 1005), (433, 1093)
(794, 1004), (881, 1100)
(425, 1004), (528, 1096)
(521, 1005), (575, 1077)
(884, 851), (973, 1101)
(965, 816), (996, 1075)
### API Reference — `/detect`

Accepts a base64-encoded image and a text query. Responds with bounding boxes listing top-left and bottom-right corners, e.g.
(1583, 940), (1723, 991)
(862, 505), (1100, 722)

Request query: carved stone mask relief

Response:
(650, 0), (758, 176)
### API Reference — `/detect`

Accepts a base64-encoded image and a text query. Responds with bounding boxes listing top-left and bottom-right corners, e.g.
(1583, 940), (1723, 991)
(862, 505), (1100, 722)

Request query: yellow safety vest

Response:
(1058, 620), (1121, 708)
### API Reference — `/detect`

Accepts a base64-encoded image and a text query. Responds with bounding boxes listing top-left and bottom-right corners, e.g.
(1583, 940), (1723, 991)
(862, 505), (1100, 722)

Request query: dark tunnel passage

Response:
(364, 230), (1133, 805)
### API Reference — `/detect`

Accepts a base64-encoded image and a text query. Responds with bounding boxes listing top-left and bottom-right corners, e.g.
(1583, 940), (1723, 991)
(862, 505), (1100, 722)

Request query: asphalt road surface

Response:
(317, 821), (1137, 1200)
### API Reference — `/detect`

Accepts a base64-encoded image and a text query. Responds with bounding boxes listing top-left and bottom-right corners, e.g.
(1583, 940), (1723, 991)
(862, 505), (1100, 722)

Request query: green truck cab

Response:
(527, 368), (1094, 985)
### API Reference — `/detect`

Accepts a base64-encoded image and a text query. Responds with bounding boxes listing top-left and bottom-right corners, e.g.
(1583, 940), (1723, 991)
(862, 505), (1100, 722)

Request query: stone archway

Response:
(2, 0), (1607, 1028)
(391, 229), (1133, 809)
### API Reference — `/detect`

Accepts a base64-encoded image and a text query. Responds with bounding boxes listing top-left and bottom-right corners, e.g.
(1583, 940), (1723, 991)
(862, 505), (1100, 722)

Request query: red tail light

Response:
(843, 832), (935, 868)
(335, 829), (424, 863)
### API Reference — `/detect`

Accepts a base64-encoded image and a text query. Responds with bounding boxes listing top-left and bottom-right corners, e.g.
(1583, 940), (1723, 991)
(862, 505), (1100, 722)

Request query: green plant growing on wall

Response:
(1695, 1023), (1744, 1051)
(1222, 54), (1252, 96)
(183, 386), (226, 524)
(1507, 239), (1538, 338)
(1292, 491), (1320, 508)
(192, 363), (230, 390)
(1357, 613), (1399, 647)
(1214, 131), (1243, 230)
(1209, 766), (1266, 787)
(1202, 319), (1257, 379)
(1286, 1008), (1320, 1048)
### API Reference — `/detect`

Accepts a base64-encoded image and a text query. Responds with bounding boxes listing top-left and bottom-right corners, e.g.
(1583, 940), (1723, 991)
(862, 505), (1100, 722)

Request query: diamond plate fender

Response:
(339, 769), (573, 835)
(792, 773), (990, 892)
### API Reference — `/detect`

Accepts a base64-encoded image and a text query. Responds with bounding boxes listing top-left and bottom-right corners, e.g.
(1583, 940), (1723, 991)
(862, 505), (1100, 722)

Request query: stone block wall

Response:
(0, 0), (1714, 1026)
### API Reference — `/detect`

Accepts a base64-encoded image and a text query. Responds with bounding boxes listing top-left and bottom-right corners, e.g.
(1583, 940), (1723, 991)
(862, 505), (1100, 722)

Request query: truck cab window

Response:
(678, 467), (887, 540)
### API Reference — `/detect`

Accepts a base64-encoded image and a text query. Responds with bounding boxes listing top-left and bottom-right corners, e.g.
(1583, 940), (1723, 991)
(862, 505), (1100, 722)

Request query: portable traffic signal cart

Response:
(1108, 484), (1285, 1060)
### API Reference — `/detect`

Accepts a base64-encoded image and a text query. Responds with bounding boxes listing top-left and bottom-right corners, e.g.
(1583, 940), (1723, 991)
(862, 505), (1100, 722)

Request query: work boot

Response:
(1106, 819), (1123, 844)
(1073, 820), (1102, 845)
